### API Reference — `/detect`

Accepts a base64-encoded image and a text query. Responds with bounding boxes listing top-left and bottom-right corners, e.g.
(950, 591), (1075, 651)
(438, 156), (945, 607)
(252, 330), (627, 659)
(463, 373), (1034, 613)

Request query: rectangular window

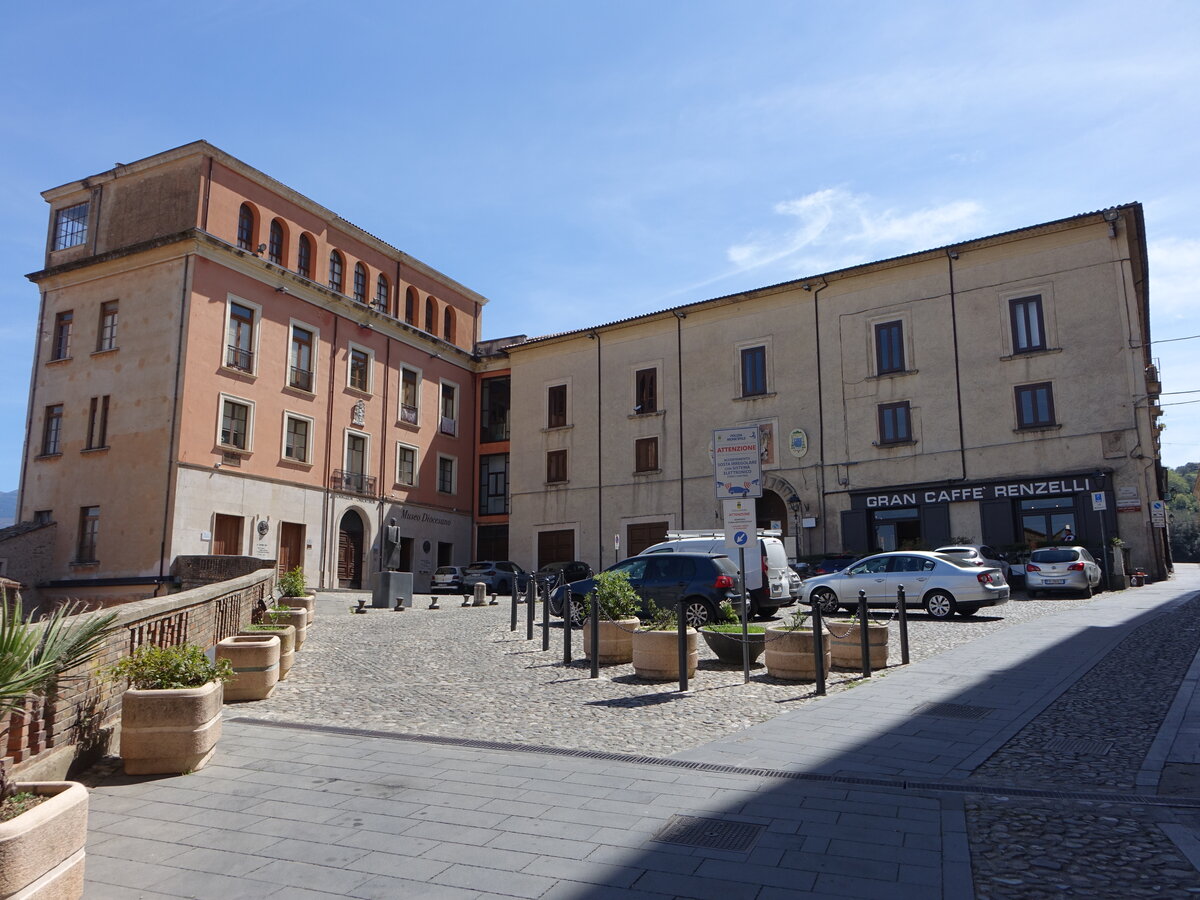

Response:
(546, 449), (567, 484)
(1010, 295), (1046, 353)
(220, 397), (251, 450)
(740, 346), (767, 396)
(97, 301), (119, 352)
(51, 311), (73, 360)
(878, 401), (912, 444)
(547, 384), (567, 428)
(289, 326), (314, 391)
(396, 443), (417, 486)
(34, 510), (52, 525)
(438, 455), (456, 494)
(479, 376), (510, 442)
(226, 302), (255, 371)
(875, 321), (905, 375)
(348, 346), (371, 392)
(1015, 382), (1056, 428)
(76, 506), (99, 563)
(345, 432), (368, 474)
(86, 396), (110, 450)
(41, 404), (63, 455)
(439, 382), (458, 436)
(400, 367), (420, 425)
(635, 368), (658, 414)
(635, 437), (659, 472)
(479, 453), (509, 514)
(284, 413), (311, 463)
(54, 203), (89, 250)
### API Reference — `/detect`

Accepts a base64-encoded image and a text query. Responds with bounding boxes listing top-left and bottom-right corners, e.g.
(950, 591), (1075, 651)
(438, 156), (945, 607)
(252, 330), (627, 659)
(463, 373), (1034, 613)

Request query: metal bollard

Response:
(590, 593), (599, 679)
(540, 583), (549, 649)
(563, 591), (573, 665)
(510, 585), (519, 631)
(897, 585), (910, 665)
(677, 597), (689, 693)
(810, 599), (826, 696)
(857, 590), (872, 679)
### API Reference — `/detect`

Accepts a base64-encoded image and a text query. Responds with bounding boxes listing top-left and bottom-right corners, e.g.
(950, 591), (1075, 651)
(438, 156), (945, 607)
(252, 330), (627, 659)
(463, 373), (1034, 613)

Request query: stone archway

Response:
(337, 509), (366, 589)
(757, 490), (788, 535)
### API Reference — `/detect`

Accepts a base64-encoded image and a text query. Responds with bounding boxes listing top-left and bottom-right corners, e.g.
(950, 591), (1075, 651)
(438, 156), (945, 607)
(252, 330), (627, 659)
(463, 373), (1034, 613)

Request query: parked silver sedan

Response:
(1024, 546), (1102, 598)
(802, 550), (1010, 619)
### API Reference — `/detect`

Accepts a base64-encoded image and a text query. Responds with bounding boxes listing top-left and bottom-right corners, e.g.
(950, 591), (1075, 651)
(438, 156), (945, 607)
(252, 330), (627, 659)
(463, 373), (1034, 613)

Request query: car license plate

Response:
(1045, 578), (1065, 585)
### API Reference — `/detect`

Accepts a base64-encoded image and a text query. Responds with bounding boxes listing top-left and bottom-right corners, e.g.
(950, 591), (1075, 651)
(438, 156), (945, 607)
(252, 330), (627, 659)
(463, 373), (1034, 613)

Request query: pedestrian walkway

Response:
(83, 567), (1200, 898)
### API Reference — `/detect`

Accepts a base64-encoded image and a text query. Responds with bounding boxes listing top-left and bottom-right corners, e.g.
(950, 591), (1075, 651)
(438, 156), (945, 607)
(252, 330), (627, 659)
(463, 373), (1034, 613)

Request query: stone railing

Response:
(4, 566), (275, 782)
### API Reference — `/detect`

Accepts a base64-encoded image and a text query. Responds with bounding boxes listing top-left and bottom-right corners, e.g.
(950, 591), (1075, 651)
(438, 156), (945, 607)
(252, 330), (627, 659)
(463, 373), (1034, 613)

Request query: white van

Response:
(640, 531), (794, 617)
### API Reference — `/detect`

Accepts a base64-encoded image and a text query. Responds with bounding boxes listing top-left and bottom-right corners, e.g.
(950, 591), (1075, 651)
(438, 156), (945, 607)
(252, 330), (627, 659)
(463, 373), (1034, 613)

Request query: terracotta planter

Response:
(580, 618), (639, 664)
(828, 623), (889, 669)
(241, 625), (295, 679)
(701, 628), (766, 665)
(277, 608), (308, 649)
(119, 680), (223, 775)
(0, 781), (88, 900)
(217, 634), (280, 701)
(631, 628), (697, 680)
(764, 627), (830, 681)
(281, 593), (315, 625)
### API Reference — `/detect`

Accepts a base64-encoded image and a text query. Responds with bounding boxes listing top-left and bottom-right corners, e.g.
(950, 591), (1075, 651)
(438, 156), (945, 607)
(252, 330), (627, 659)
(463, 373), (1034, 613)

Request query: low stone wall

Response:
(4, 567), (275, 781)
(172, 555), (276, 592)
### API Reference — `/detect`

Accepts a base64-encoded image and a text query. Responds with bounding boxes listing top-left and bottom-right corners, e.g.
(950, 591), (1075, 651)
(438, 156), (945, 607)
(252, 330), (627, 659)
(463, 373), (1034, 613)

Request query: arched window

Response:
(405, 287), (417, 325)
(353, 263), (367, 303)
(297, 234), (313, 278)
(376, 274), (389, 313)
(237, 204), (255, 251)
(268, 220), (285, 265)
(425, 297), (437, 335)
(328, 250), (344, 293)
(443, 307), (455, 344)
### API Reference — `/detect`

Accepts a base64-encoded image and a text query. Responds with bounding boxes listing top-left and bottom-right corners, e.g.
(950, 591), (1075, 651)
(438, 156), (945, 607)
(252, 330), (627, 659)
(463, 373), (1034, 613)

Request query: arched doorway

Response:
(757, 490), (788, 536)
(337, 510), (365, 589)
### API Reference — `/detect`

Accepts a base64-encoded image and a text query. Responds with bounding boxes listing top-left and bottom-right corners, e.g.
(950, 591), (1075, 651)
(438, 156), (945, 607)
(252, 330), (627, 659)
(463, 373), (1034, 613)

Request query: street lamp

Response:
(1093, 470), (1109, 590)
(787, 494), (803, 558)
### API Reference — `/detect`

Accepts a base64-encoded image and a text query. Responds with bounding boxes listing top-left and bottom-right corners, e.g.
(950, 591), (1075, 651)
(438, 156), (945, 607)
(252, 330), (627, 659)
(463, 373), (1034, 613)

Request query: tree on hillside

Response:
(1169, 464), (1200, 562)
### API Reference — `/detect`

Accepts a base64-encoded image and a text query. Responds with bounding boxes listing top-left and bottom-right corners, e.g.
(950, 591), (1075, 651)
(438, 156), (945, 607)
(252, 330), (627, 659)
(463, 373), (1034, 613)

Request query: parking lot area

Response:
(238, 588), (1101, 758)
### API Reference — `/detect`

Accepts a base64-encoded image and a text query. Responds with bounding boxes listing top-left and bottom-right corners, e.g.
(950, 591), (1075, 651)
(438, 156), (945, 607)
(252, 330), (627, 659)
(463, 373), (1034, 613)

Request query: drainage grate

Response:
(916, 702), (994, 720)
(1044, 737), (1113, 756)
(651, 815), (764, 852)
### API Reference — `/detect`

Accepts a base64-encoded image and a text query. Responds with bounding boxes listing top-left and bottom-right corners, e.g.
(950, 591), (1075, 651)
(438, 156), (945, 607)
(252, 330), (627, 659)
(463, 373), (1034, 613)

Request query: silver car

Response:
(802, 550), (1010, 620)
(1024, 546), (1102, 598)
(934, 545), (1008, 580)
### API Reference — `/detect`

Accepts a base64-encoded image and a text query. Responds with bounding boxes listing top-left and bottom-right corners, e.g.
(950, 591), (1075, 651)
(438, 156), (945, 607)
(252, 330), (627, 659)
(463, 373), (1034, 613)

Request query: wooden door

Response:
(278, 522), (304, 575)
(213, 514), (243, 556)
(337, 512), (364, 589)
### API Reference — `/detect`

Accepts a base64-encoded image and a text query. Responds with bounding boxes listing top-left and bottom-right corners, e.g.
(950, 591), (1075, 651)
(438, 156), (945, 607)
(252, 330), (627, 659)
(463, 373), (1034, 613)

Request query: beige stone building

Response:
(505, 205), (1170, 581)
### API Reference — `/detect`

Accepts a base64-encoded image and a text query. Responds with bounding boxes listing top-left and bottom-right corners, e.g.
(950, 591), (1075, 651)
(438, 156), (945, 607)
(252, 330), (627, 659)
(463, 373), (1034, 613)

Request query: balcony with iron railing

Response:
(400, 404), (418, 426)
(226, 345), (253, 372)
(289, 366), (314, 392)
(440, 416), (458, 436)
(330, 469), (376, 496)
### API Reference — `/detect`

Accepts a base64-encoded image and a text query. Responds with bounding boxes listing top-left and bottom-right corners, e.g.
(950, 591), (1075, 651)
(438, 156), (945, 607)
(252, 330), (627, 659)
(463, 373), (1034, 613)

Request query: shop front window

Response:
(1020, 497), (1076, 546)
(871, 507), (920, 552)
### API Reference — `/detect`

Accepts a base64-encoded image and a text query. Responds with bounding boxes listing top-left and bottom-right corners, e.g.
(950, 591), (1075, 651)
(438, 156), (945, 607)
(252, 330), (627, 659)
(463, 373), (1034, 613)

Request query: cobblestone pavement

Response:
(238, 590), (1095, 757)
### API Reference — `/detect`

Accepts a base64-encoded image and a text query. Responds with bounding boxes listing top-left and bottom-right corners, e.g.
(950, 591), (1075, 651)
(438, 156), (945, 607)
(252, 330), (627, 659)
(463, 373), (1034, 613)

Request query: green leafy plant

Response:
(107, 643), (234, 690)
(703, 623), (766, 634)
(783, 607), (810, 630)
(262, 598), (296, 626)
(1, 591), (116, 808)
(641, 601), (678, 631)
(710, 600), (740, 626)
(277, 567), (308, 598)
(582, 570), (642, 620)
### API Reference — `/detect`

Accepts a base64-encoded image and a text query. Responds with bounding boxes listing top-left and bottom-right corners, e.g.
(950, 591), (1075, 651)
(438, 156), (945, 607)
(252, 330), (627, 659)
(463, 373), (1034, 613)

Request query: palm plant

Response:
(1, 590), (116, 804)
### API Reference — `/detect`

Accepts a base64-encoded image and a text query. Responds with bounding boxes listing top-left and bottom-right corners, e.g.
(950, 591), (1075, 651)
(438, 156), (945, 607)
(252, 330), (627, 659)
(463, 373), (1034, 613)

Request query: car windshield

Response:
(713, 556), (739, 575)
(464, 563), (494, 573)
(1030, 549), (1080, 563)
(938, 548), (973, 556)
(934, 554), (984, 569)
(434, 567), (457, 576)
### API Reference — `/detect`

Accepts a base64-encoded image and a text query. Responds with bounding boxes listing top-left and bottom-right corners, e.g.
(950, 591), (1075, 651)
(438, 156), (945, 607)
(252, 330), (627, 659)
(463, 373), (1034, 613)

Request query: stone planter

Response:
(217, 634), (280, 701)
(0, 781), (88, 900)
(581, 618), (640, 665)
(241, 624), (296, 679)
(280, 593), (315, 624)
(277, 607), (308, 649)
(828, 623), (889, 670)
(701, 628), (766, 665)
(119, 680), (223, 775)
(631, 628), (697, 680)
(764, 627), (830, 681)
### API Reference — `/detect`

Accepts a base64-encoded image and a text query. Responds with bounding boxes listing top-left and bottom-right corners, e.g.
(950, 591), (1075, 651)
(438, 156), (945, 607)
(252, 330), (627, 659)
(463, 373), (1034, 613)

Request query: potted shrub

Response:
(631, 603), (697, 680)
(277, 567), (314, 624)
(240, 622), (296, 679)
(579, 571), (642, 665)
(701, 601), (766, 665)
(764, 609), (830, 681)
(108, 644), (233, 776)
(265, 597), (307, 649)
(1, 593), (115, 900)
(216, 633), (280, 701)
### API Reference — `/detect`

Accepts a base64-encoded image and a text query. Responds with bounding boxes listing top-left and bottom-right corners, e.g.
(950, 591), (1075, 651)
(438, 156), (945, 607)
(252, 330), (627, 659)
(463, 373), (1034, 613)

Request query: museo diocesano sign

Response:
(852, 475), (1098, 510)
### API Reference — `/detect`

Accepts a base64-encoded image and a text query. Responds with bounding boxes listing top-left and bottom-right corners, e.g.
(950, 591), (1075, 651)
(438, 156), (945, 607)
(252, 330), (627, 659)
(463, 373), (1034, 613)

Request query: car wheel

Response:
(957, 604), (981, 617)
(812, 588), (840, 616)
(568, 595), (588, 626)
(1027, 589), (1039, 599)
(682, 599), (715, 628)
(1082, 583), (1093, 599)
(924, 590), (956, 620)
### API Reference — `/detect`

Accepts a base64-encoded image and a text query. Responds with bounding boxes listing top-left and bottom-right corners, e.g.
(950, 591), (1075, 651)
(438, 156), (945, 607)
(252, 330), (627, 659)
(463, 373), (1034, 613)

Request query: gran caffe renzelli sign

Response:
(853, 475), (1097, 510)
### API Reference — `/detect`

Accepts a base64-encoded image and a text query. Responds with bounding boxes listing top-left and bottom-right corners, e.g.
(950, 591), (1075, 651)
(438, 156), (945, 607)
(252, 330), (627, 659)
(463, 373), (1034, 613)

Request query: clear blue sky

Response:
(2, 1), (1198, 494)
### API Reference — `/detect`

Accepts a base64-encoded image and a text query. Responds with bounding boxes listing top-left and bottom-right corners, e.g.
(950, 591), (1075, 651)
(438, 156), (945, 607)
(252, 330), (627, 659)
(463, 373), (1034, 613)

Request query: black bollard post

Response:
(510, 584), (519, 631)
(857, 590), (872, 679)
(810, 598), (826, 696)
(539, 582), (548, 648)
(589, 593), (599, 679)
(563, 590), (573, 665)
(897, 584), (910, 665)
(677, 596), (689, 693)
